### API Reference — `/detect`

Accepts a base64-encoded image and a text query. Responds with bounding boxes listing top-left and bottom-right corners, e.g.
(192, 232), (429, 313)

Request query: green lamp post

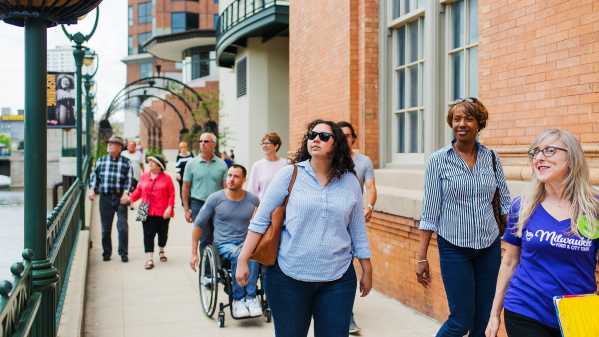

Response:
(62, 8), (100, 230)
(0, 1), (102, 335)
(83, 50), (99, 163)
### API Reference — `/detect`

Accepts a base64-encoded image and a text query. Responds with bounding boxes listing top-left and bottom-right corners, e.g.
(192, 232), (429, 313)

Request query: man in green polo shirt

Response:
(183, 132), (228, 254)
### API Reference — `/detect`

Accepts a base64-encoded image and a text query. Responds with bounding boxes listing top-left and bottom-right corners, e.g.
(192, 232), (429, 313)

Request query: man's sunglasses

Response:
(199, 140), (212, 144)
(452, 97), (480, 105)
(307, 131), (334, 142)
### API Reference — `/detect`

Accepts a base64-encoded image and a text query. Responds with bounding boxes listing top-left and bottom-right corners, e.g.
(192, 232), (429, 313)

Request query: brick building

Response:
(284, 0), (599, 336)
(123, 0), (220, 149)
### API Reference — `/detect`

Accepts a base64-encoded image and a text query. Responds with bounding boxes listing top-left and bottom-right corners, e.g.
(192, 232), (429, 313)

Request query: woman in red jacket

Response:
(123, 155), (175, 269)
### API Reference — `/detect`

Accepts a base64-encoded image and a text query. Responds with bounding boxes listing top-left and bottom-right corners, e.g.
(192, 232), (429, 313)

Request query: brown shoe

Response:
(145, 260), (154, 270)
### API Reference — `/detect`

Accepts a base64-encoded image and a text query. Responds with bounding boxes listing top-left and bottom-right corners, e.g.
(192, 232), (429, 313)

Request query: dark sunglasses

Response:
(452, 97), (480, 105)
(527, 146), (568, 160)
(307, 131), (334, 142)
(199, 140), (211, 144)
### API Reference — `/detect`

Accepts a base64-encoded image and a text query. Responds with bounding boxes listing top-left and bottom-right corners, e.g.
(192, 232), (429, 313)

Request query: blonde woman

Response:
(485, 129), (599, 337)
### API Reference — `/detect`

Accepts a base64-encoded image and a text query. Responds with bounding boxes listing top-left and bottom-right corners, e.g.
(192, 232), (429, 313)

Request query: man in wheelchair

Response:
(190, 164), (262, 318)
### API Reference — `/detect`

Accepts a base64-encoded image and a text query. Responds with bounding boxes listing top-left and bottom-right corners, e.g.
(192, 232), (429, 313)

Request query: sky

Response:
(0, 1), (127, 121)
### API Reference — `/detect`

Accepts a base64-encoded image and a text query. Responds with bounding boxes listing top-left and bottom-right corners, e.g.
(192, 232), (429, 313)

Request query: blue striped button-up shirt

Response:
(248, 160), (372, 282)
(89, 154), (132, 194)
(419, 141), (511, 249)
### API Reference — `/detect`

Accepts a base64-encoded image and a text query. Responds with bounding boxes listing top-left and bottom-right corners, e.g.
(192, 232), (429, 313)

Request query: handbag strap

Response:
(282, 164), (298, 207)
(146, 175), (158, 205)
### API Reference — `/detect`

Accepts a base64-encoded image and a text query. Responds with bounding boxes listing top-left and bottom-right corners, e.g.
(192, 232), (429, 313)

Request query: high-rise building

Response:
(122, 0), (220, 148)
(47, 45), (77, 73)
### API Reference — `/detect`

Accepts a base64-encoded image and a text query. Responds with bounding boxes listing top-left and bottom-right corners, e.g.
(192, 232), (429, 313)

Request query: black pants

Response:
(99, 193), (128, 258)
(142, 215), (170, 253)
(504, 309), (561, 337)
(190, 198), (213, 254)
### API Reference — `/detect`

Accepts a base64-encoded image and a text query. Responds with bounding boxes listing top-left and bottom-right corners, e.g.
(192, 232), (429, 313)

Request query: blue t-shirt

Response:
(503, 197), (599, 328)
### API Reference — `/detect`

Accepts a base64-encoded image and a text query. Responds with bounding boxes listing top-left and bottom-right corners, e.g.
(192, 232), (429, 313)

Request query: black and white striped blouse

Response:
(419, 141), (511, 249)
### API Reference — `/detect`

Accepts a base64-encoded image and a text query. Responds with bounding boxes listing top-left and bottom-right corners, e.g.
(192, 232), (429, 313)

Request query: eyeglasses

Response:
(260, 142), (272, 146)
(199, 140), (211, 144)
(307, 131), (334, 142)
(452, 97), (480, 105)
(527, 146), (568, 160)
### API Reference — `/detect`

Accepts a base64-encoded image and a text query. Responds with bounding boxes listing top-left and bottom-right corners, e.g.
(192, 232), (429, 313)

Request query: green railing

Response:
(46, 180), (80, 327)
(216, 0), (289, 40)
(0, 177), (84, 336)
(0, 250), (41, 337)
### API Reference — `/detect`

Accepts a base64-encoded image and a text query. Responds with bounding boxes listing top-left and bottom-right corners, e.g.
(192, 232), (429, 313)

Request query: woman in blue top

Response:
(236, 119), (373, 337)
(417, 97), (511, 337)
(485, 129), (599, 337)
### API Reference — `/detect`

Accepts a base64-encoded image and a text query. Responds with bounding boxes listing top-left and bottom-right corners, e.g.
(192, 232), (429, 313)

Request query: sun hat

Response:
(146, 155), (166, 171)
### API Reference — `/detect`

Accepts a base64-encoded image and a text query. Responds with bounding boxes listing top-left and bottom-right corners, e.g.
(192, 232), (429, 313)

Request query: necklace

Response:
(547, 197), (569, 208)
(453, 143), (476, 160)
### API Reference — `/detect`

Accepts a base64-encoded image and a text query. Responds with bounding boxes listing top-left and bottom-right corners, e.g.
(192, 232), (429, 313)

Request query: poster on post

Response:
(47, 72), (76, 128)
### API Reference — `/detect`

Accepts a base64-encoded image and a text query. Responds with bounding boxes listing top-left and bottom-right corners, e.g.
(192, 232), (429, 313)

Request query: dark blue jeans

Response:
(265, 261), (356, 337)
(436, 235), (501, 337)
(99, 193), (128, 258)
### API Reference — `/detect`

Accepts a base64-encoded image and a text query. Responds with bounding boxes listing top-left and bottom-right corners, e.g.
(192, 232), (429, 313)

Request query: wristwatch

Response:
(367, 204), (374, 211)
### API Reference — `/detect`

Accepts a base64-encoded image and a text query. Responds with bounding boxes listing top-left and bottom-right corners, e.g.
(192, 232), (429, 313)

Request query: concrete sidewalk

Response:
(84, 150), (440, 336)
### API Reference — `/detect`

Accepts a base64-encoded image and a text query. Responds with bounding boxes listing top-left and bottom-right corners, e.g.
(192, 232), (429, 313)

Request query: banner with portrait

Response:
(47, 72), (76, 128)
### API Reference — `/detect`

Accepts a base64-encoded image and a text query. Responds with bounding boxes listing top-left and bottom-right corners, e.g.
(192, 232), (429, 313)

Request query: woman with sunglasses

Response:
(417, 97), (511, 337)
(247, 133), (288, 200)
(236, 119), (372, 337)
(485, 129), (599, 337)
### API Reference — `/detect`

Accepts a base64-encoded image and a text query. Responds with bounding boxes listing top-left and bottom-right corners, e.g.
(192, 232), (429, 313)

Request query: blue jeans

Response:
(217, 241), (259, 301)
(265, 261), (356, 337)
(436, 235), (501, 337)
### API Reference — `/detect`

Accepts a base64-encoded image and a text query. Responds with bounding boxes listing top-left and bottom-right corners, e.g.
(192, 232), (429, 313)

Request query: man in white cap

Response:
(88, 135), (133, 262)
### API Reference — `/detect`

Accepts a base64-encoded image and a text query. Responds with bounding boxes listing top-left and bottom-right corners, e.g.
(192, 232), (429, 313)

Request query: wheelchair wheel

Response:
(264, 309), (272, 323)
(199, 245), (219, 317)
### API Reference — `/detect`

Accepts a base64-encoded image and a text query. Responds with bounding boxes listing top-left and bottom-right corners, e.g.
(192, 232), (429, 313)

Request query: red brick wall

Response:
(139, 80), (219, 150)
(479, 0), (599, 147)
(289, 0), (379, 163)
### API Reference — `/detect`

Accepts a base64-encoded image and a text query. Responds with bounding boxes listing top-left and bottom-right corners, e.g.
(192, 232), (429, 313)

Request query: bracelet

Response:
(417, 259), (428, 263)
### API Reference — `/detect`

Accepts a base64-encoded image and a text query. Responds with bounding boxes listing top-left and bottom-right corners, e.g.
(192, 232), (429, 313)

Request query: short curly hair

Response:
(290, 119), (355, 184)
(446, 98), (489, 132)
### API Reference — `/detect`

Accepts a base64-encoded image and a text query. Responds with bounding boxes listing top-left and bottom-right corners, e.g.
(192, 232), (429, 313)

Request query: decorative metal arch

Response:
(106, 93), (186, 129)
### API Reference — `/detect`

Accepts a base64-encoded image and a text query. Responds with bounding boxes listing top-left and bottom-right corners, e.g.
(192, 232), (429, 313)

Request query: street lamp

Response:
(0, 1), (102, 335)
(62, 7), (100, 230)
(83, 50), (99, 160)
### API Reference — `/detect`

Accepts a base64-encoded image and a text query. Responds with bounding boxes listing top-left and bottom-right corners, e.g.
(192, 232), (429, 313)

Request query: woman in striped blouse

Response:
(236, 119), (372, 337)
(416, 98), (511, 337)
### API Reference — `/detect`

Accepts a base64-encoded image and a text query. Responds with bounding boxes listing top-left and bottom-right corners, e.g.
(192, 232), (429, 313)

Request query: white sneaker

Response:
(233, 299), (250, 318)
(246, 297), (262, 317)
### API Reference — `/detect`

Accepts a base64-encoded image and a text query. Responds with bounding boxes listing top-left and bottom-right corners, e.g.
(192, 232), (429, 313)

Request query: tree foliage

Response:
(164, 82), (232, 154)
(0, 134), (12, 150)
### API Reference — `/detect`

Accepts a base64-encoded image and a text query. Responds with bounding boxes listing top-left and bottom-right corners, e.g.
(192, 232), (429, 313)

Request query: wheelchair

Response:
(198, 242), (272, 327)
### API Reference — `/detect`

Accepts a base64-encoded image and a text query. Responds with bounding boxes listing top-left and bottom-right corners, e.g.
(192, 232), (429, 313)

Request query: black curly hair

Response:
(290, 119), (356, 184)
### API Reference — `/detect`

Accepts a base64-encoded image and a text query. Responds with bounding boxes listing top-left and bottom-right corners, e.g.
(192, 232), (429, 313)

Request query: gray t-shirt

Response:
(194, 190), (260, 245)
(353, 153), (375, 193)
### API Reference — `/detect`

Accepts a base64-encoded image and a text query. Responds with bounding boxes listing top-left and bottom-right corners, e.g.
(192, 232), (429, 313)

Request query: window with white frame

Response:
(447, 0), (478, 102)
(393, 14), (425, 155)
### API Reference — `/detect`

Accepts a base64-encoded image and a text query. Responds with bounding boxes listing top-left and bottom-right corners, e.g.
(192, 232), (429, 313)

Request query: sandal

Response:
(145, 260), (154, 270)
(159, 252), (167, 262)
